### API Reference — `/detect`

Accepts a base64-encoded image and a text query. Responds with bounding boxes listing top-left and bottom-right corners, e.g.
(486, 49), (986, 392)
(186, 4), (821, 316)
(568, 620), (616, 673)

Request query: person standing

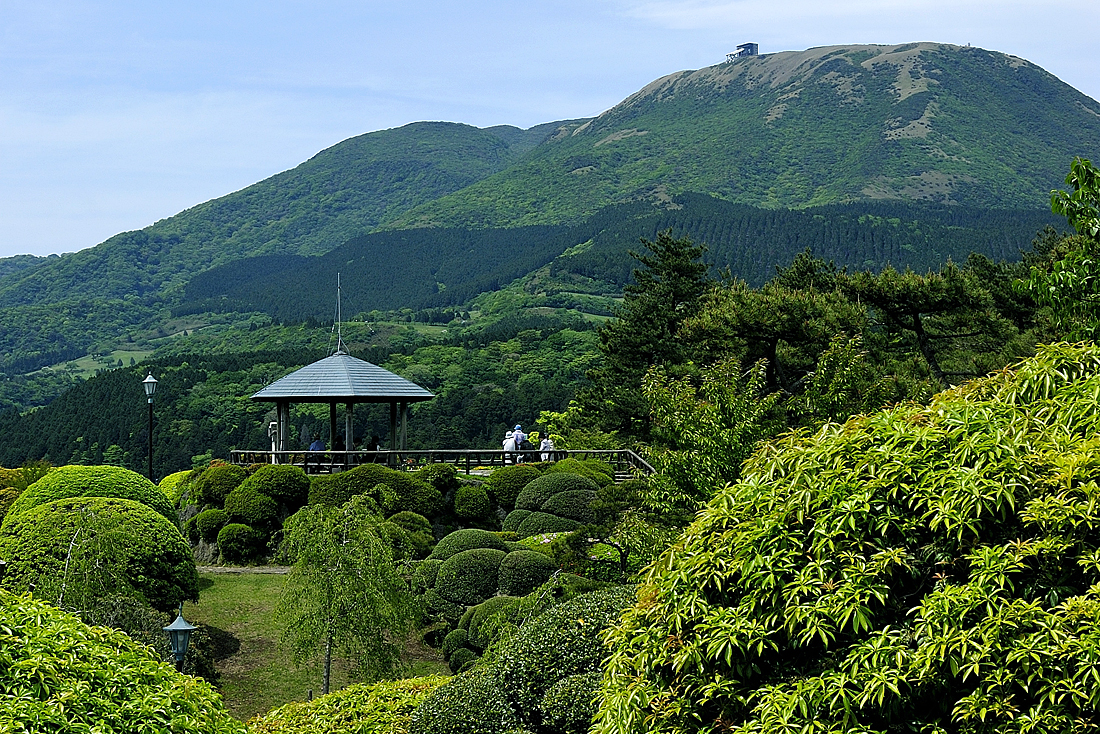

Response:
(540, 435), (555, 462)
(502, 430), (517, 464)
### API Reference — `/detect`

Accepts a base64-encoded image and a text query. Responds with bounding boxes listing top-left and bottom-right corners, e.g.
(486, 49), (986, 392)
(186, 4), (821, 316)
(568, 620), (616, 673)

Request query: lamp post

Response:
(163, 604), (197, 673)
(142, 373), (157, 481)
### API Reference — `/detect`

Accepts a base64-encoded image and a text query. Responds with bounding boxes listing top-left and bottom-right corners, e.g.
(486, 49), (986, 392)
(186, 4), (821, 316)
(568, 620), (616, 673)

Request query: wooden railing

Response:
(228, 448), (655, 479)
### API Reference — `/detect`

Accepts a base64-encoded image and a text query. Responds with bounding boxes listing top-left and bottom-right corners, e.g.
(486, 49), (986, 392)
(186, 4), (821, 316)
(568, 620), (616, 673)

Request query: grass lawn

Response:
(186, 570), (448, 722)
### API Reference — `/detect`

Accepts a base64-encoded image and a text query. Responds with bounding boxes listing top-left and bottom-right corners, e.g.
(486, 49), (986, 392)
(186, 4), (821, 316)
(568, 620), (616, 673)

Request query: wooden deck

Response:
(228, 448), (654, 480)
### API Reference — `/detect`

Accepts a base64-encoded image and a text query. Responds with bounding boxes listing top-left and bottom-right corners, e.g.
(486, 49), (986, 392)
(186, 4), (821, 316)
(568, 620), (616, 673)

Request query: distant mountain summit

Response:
(389, 43), (1100, 228)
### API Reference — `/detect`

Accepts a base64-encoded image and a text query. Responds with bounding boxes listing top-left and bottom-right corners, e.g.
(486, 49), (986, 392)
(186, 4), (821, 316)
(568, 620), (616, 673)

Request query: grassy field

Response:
(186, 569), (448, 722)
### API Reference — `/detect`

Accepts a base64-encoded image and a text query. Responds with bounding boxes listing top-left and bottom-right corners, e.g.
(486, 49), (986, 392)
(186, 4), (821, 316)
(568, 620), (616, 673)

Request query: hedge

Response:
(3, 464), (178, 529)
(424, 588), (465, 624)
(539, 672), (602, 734)
(501, 509), (532, 534)
(454, 484), (492, 520)
(0, 589), (244, 734)
(416, 463), (462, 497)
(223, 486), (279, 532)
(217, 523), (264, 565)
(376, 521), (413, 561)
(0, 496), (199, 612)
(442, 628), (470, 659)
(498, 550), (557, 597)
(429, 528), (510, 560)
(0, 467), (21, 488)
(0, 486), (20, 523)
(194, 508), (230, 544)
(408, 668), (520, 734)
(238, 465), (310, 510)
(539, 489), (596, 523)
(516, 511), (580, 538)
(435, 548), (507, 606)
(485, 464), (542, 509)
(389, 510), (433, 537)
(308, 464), (441, 516)
(193, 464), (248, 507)
(467, 595), (522, 650)
(544, 458), (613, 487)
(514, 473), (599, 512)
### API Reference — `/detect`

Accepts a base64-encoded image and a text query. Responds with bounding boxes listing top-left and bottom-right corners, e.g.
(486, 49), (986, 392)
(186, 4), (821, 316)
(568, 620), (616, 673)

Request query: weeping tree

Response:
(276, 495), (414, 694)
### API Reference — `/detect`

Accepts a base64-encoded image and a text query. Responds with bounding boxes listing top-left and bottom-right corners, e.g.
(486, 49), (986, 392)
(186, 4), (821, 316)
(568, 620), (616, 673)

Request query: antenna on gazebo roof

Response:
(332, 272), (347, 355)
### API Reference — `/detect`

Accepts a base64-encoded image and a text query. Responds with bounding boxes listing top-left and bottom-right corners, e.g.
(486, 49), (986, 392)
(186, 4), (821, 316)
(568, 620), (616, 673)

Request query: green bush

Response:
(498, 550), (557, 597)
(544, 458), (613, 487)
(442, 627), (469, 659)
(217, 523), (263, 564)
(223, 486), (279, 532)
(0, 589), (244, 734)
(454, 483), (492, 519)
(389, 510), (433, 537)
(3, 464), (178, 529)
(539, 489), (596, 523)
(194, 508), (229, 544)
(467, 595), (522, 650)
(247, 675), (447, 734)
(424, 588), (465, 624)
(309, 463), (441, 516)
(516, 511), (580, 538)
(417, 463), (462, 496)
(449, 646), (478, 674)
(0, 496), (198, 612)
(238, 465), (310, 510)
(193, 463), (248, 507)
(409, 668), (519, 734)
(0, 467), (21, 488)
(0, 486), (20, 523)
(501, 509), (532, 533)
(435, 548), (507, 606)
(514, 473), (599, 512)
(539, 672), (602, 734)
(158, 469), (194, 507)
(429, 528), (510, 560)
(376, 521), (413, 560)
(412, 558), (443, 593)
(486, 464), (542, 509)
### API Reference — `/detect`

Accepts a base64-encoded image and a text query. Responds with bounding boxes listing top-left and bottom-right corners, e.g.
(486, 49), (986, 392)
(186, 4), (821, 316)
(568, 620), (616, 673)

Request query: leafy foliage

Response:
(454, 483), (493, 521)
(596, 342), (1100, 733)
(499, 550), (557, 597)
(194, 463), (249, 508)
(239, 465), (310, 511)
(224, 486), (279, 533)
(194, 507), (230, 543)
(435, 548), (508, 606)
(429, 528), (510, 560)
(485, 464), (543, 509)
(0, 589), (244, 734)
(309, 463), (440, 517)
(217, 523), (264, 564)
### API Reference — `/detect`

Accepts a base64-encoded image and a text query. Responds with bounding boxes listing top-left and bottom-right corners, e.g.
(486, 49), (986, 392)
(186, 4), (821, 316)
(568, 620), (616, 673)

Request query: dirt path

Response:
(196, 565), (291, 574)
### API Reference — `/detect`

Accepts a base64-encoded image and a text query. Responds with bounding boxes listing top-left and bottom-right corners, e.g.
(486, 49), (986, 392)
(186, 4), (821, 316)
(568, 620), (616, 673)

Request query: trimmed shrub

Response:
(467, 595), (522, 650)
(429, 528), (509, 560)
(498, 550), (557, 597)
(424, 588), (465, 624)
(193, 508), (229, 544)
(408, 668), (519, 734)
(389, 510), (433, 537)
(449, 647), (478, 674)
(0, 589), (244, 734)
(539, 672), (601, 734)
(217, 523), (263, 564)
(516, 511), (580, 538)
(412, 558), (443, 593)
(376, 521), (413, 560)
(485, 464), (542, 509)
(0, 486), (21, 523)
(539, 489), (596, 523)
(454, 484), (491, 520)
(501, 509), (532, 533)
(0, 467), (22, 488)
(442, 628), (469, 659)
(435, 548), (507, 606)
(544, 458), (613, 487)
(223, 486), (278, 532)
(3, 464), (178, 529)
(514, 473), (599, 512)
(309, 463), (441, 516)
(0, 496), (198, 612)
(238, 465), (310, 510)
(417, 463), (461, 497)
(158, 470), (194, 507)
(248, 676), (447, 734)
(193, 464), (248, 507)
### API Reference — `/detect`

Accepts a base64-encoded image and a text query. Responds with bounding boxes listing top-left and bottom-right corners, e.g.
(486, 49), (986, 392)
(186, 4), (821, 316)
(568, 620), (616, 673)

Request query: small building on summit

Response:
(251, 349), (434, 452)
(726, 43), (759, 62)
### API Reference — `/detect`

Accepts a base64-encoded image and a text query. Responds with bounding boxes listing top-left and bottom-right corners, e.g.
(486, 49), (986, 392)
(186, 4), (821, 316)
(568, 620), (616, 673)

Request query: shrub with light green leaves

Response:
(389, 510), (435, 558)
(247, 675), (447, 734)
(3, 464), (178, 529)
(238, 464), (310, 511)
(194, 507), (230, 544)
(485, 464), (542, 509)
(0, 589), (243, 734)
(515, 473), (598, 512)
(596, 342), (1100, 734)
(224, 486), (279, 532)
(454, 483), (492, 520)
(435, 548), (507, 606)
(499, 550), (557, 597)
(544, 458), (614, 487)
(159, 469), (195, 508)
(217, 523), (264, 564)
(308, 463), (441, 516)
(412, 558), (443, 593)
(408, 668), (520, 734)
(193, 463), (249, 507)
(429, 528), (510, 560)
(0, 496), (198, 612)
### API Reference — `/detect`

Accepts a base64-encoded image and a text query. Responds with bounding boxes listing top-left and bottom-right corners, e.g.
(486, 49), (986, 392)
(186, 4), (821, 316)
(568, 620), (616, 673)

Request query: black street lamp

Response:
(143, 373), (157, 481)
(163, 604), (198, 673)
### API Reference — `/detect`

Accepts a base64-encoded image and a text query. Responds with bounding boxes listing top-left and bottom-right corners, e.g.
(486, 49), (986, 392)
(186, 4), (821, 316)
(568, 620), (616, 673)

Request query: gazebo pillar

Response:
(277, 400), (290, 453)
(389, 400), (398, 450)
(345, 402), (354, 450)
(400, 402), (408, 451)
(329, 402), (338, 449)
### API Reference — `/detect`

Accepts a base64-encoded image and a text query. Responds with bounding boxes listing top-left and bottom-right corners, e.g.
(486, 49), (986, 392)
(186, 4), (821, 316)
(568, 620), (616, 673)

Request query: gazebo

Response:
(251, 350), (434, 452)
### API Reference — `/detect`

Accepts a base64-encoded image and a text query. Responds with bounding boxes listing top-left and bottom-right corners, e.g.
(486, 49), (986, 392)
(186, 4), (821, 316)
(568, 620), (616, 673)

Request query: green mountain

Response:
(387, 43), (1100, 228)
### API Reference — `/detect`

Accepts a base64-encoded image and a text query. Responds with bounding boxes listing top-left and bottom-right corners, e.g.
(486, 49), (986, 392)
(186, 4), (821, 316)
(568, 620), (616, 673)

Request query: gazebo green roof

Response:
(250, 352), (434, 404)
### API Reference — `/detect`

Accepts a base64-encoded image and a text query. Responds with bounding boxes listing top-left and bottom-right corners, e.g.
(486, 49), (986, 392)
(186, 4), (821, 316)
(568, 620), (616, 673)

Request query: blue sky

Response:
(2, 0), (1097, 258)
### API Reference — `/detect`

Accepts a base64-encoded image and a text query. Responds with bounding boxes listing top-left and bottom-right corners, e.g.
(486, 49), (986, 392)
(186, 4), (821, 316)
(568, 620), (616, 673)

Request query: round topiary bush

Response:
(412, 558), (443, 593)
(485, 465), (542, 509)
(0, 486), (21, 523)
(389, 510), (433, 537)
(539, 489), (596, 523)
(429, 528), (510, 560)
(217, 523), (263, 564)
(3, 464), (178, 530)
(409, 668), (519, 734)
(539, 672), (602, 734)
(448, 646), (478, 674)
(0, 589), (244, 734)
(424, 587), (465, 624)
(544, 458), (613, 487)
(158, 470), (195, 508)
(223, 486), (278, 532)
(435, 548), (507, 606)
(454, 484), (491, 520)
(501, 509), (532, 533)
(467, 595), (522, 650)
(376, 521), (413, 560)
(193, 463), (248, 507)
(238, 465), (310, 510)
(516, 511), (580, 538)
(498, 550), (557, 597)
(442, 627), (469, 659)
(514, 473), (598, 512)
(193, 508), (230, 544)
(0, 496), (198, 612)
(308, 463), (441, 516)
(417, 463), (461, 497)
